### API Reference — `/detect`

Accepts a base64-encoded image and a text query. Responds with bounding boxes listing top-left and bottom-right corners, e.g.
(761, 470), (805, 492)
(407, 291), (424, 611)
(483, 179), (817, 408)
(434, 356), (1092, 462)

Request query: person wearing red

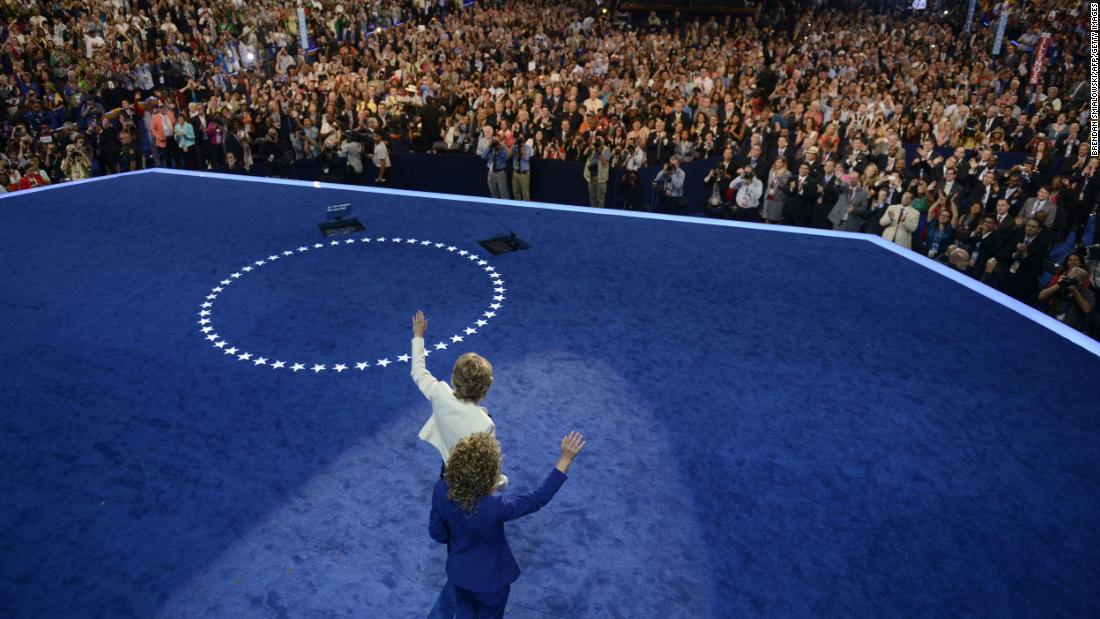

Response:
(18, 158), (50, 190)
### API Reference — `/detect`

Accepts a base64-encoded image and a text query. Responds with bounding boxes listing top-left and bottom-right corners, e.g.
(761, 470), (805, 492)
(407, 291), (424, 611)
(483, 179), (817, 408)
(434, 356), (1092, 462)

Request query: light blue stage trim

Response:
(10, 167), (1100, 358)
(0, 169), (156, 200)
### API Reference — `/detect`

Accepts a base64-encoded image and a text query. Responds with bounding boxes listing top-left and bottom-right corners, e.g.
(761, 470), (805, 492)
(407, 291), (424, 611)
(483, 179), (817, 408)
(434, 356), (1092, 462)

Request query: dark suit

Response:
(785, 174), (818, 227)
(430, 469), (567, 613)
(974, 184), (1002, 213)
(814, 174), (841, 229)
(962, 229), (1010, 278)
(996, 229), (1052, 302)
(1002, 186), (1026, 215)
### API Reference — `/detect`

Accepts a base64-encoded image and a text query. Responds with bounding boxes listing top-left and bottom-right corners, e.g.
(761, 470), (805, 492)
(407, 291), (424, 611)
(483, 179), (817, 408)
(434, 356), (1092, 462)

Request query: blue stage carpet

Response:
(1, 171), (1098, 618)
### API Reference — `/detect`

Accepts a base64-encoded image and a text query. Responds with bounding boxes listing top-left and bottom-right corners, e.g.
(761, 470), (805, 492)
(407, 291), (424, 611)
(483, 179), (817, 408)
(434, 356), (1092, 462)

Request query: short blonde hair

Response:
(445, 432), (501, 512)
(452, 352), (493, 402)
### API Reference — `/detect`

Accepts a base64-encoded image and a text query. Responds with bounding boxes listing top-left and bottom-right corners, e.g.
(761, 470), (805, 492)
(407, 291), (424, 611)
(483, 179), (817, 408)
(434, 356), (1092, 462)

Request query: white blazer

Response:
(411, 337), (495, 461)
(880, 204), (920, 249)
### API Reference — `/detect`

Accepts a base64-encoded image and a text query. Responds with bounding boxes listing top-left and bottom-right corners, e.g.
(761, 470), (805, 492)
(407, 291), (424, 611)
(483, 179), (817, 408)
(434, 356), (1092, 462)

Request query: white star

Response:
(198, 318), (211, 325)
(434, 243), (444, 248)
(271, 361), (286, 369)
(230, 273), (241, 279)
(255, 260), (266, 266)
(458, 250), (468, 256)
(225, 347), (239, 355)
(376, 358), (391, 367)
(485, 266), (496, 272)
(421, 240), (431, 245)
(484, 266), (495, 273)
(397, 354), (411, 363)
(355, 361), (369, 370)
(311, 364), (326, 373)
(291, 363), (306, 372)
(198, 310), (211, 317)
(214, 341), (227, 348)
(423, 350), (431, 357)
(464, 327), (477, 335)
(267, 255), (279, 261)
(478, 260), (488, 266)
(241, 266), (253, 272)
(494, 295), (505, 301)
(483, 311), (496, 318)
(297, 246), (308, 252)
(376, 237), (386, 242)
(360, 237), (370, 243)
(283, 250), (294, 256)
(476, 320), (488, 327)
(238, 352), (253, 361)
(467, 255), (477, 260)
(314, 243), (324, 248)
(205, 334), (218, 341)
(333, 364), (348, 372)
(391, 237), (403, 243)
(492, 279), (505, 285)
(329, 240), (340, 246)
(490, 303), (501, 310)
(201, 302), (213, 308)
(406, 238), (418, 244)
(201, 326), (214, 333)
(205, 294), (217, 300)
(495, 287), (506, 293)
(450, 335), (464, 343)
(446, 246), (457, 252)
(253, 357), (268, 366)
(220, 280), (231, 285)
(344, 239), (356, 244)
(434, 342), (448, 350)
(212, 287), (223, 293)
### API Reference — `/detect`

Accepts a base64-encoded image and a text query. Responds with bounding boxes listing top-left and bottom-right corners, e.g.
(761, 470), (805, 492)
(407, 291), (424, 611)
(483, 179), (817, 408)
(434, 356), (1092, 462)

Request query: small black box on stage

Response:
(319, 202), (365, 237)
(479, 233), (530, 256)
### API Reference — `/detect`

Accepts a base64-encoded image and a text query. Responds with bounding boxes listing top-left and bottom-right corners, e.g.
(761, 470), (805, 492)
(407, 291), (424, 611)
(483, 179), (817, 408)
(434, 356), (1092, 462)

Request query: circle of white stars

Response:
(195, 236), (507, 374)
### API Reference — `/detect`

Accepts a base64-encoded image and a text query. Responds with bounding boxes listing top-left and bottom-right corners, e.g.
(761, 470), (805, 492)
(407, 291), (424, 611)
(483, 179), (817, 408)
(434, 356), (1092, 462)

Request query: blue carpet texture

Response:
(1, 172), (1098, 618)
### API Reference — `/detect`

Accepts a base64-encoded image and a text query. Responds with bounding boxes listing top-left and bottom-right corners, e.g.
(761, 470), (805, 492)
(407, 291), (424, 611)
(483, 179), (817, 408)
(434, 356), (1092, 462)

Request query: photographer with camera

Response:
(477, 127), (511, 199)
(652, 156), (686, 213)
(729, 165), (763, 222)
(510, 133), (533, 201)
(703, 159), (732, 219)
(1037, 259), (1095, 333)
(60, 144), (92, 181)
(338, 128), (366, 183)
(583, 136), (611, 208)
(616, 137), (647, 210)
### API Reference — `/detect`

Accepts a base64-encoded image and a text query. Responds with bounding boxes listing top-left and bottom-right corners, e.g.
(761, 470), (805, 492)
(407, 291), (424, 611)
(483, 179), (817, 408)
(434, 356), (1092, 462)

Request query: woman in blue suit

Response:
(430, 431), (586, 618)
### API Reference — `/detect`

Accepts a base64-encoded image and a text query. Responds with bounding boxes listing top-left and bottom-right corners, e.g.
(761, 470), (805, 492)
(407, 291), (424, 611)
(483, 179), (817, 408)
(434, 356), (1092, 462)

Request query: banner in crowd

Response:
(1028, 33), (1052, 85)
(297, 2), (309, 51)
(992, 4), (1010, 56)
(963, 0), (977, 32)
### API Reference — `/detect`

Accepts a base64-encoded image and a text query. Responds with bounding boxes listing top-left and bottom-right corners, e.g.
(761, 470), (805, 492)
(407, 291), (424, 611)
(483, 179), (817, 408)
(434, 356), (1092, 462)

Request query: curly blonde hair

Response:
(445, 432), (501, 513)
(451, 352), (493, 403)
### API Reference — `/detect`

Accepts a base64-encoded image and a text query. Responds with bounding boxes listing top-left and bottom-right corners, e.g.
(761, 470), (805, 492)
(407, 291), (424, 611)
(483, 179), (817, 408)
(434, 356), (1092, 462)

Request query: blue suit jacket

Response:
(429, 469), (567, 592)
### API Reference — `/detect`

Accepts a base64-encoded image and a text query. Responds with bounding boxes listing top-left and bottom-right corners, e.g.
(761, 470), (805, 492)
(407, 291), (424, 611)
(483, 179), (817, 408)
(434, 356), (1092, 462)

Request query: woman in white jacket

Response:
(410, 310), (508, 489)
(881, 192), (921, 249)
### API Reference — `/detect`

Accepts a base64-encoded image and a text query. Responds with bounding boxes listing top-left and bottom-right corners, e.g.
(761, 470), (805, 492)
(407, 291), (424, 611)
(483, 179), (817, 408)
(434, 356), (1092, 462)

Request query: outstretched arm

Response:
(499, 432), (586, 522)
(411, 310), (438, 399)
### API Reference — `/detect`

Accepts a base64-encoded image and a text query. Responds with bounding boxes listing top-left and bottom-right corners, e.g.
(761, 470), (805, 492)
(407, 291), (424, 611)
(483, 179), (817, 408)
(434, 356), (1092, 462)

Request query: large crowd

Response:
(0, 0), (1096, 335)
